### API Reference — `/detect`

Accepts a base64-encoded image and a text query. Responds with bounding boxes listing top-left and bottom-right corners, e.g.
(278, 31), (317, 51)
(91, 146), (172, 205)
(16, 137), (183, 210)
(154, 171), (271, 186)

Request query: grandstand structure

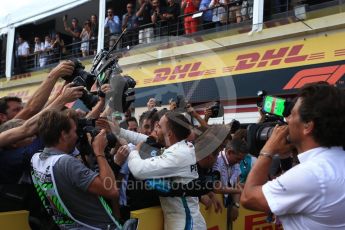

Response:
(1, 0), (345, 124)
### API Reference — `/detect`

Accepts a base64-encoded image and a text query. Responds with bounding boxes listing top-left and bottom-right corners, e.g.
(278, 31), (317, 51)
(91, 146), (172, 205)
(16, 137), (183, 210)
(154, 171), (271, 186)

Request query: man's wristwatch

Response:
(233, 202), (240, 208)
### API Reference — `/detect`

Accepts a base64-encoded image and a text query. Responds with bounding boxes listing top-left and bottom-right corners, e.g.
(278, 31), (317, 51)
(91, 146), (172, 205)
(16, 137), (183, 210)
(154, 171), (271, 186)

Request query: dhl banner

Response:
(233, 208), (282, 230)
(122, 29), (345, 89)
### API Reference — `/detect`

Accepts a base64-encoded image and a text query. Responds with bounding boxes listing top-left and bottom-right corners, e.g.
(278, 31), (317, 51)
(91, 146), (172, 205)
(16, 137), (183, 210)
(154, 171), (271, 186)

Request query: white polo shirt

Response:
(262, 146), (345, 230)
(18, 41), (30, 56)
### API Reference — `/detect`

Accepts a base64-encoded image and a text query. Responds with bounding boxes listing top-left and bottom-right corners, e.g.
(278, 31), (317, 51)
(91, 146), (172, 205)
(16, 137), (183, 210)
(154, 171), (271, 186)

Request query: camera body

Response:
(77, 118), (118, 156)
(108, 74), (136, 113)
(246, 121), (282, 156)
(90, 39), (136, 113)
(247, 91), (295, 156)
(62, 50), (137, 112)
(169, 95), (188, 113)
(63, 59), (98, 110)
(209, 101), (224, 118)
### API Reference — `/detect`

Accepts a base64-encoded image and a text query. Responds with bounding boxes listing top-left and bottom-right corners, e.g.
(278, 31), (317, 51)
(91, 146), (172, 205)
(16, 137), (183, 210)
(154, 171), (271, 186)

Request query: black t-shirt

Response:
(164, 3), (180, 23)
(137, 4), (153, 27)
(126, 173), (160, 211)
(72, 26), (82, 42)
(91, 23), (98, 38)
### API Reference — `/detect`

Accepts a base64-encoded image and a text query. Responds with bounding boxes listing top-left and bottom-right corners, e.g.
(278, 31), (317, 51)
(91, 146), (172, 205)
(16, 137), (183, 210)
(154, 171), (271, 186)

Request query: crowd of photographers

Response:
(1, 58), (345, 230)
(0, 60), (244, 229)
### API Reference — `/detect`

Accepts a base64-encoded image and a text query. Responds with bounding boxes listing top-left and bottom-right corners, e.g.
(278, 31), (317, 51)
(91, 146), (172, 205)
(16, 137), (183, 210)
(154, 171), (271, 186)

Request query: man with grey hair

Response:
(213, 138), (247, 230)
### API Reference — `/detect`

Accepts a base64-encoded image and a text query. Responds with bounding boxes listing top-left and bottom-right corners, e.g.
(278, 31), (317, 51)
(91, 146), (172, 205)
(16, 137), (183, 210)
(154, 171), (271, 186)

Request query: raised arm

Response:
(0, 83), (83, 148)
(136, 2), (148, 17)
(88, 129), (119, 199)
(187, 105), (208, 128)
(14, 61), (75, 120)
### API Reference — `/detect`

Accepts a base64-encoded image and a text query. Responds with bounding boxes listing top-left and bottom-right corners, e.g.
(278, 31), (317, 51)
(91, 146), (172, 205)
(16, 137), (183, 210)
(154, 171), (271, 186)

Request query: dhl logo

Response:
(284, 64), (345, 89)
(152, 62), (204, 83)
(148, 44), (311, 84)
(235, 45), (308, 71)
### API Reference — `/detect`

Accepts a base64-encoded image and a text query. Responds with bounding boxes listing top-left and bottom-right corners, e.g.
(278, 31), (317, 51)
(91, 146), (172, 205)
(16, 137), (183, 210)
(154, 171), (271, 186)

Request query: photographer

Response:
(128, 112), (206, 229)
(0, 83), (83, 230)
(241, 82), (345, 229)
(31, 110), (120, 230)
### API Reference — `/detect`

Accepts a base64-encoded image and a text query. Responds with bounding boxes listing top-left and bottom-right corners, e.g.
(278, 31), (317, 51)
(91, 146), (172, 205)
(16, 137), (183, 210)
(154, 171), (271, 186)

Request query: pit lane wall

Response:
(130, 194), (282, 230)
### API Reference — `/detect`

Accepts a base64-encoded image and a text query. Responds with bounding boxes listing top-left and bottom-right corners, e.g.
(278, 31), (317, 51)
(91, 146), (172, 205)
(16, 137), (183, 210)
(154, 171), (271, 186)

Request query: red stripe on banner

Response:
(207, 226), (220, 230)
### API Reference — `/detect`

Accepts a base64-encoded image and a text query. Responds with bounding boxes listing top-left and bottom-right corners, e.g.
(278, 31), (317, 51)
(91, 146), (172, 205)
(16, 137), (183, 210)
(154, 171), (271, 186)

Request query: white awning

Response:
(0, 0), (90, 35)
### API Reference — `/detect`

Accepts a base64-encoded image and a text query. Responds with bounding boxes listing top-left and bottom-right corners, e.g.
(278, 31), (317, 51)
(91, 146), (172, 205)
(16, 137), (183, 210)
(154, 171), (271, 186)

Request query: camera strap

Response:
(32, 152), (122, 230)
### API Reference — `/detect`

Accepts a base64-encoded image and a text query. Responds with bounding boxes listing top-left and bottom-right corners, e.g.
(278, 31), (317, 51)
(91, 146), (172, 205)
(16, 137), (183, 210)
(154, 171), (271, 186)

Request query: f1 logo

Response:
(284, 64), (345, 90)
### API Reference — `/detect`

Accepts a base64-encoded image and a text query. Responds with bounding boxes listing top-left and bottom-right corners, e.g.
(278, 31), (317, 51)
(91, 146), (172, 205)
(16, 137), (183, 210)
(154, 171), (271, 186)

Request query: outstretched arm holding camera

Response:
(187, 105), (208, 128)
(0, 83), (83, 148)
(85, 84), (112, 119)
(203, 108), (212, 124)
(14, 61), (75, 120)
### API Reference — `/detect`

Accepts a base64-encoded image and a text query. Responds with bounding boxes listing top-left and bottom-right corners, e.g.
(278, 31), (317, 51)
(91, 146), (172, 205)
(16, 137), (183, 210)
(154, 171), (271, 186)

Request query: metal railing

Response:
(6, 0), (345, 77)
(0, 59), (5, 77)
(104, 2), (253, 50)
(264, 0), (342, 21)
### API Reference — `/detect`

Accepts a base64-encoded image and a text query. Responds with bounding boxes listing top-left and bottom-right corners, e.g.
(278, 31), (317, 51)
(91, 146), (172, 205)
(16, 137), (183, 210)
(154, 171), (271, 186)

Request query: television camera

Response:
(62, 29), (136, 112)
(247, 91), (295, 156)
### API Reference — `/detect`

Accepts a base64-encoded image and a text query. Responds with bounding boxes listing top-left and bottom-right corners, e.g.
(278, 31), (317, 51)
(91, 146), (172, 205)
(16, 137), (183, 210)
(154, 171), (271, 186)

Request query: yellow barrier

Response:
(130, 194), (227, 230)
(131, 205), (228, 230)
(131, 206), (163, 230)
(0, 201), (282, 229)
(199, 200), (227, 230)
(131, 194), (282, 230)
(0, 210), (31, 230)
(233, 208), (283, 230)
